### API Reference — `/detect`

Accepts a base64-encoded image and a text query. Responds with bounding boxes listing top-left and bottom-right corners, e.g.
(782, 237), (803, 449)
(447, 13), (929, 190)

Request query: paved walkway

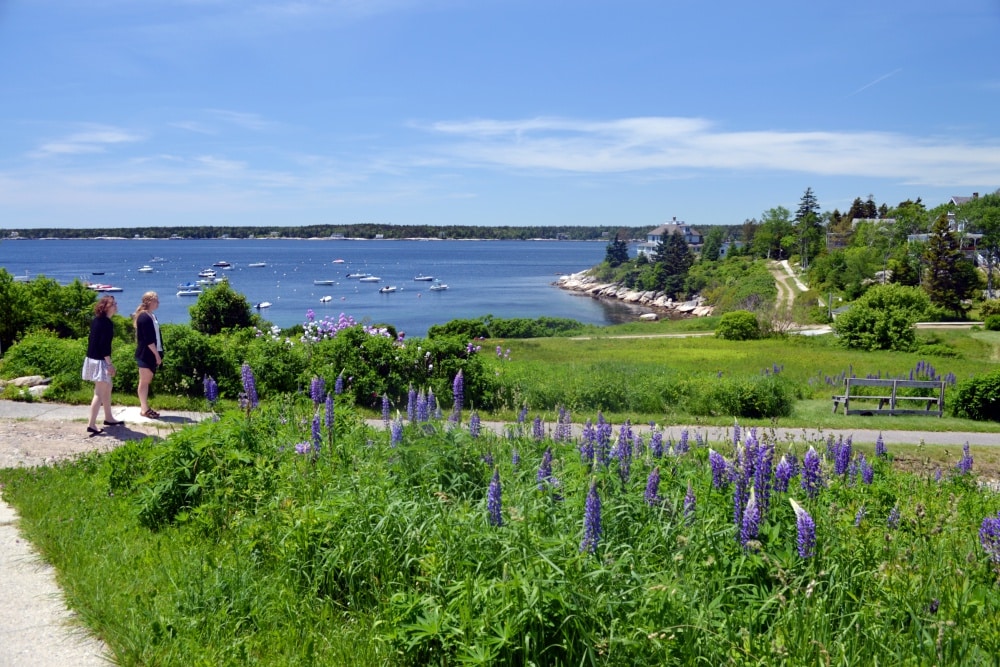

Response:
(1, 400), (999, 666)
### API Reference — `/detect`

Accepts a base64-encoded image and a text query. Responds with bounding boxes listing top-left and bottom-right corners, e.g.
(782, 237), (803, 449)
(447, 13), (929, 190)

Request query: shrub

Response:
(715, 310), (761, 341)
(985, 315), (1000, 331)
(690, 373), (795, 418)
(981, 300), (1000, 318)
(188, 282), (255, 335)
(832, 283), (929, 351)
(0, 329), (86, 380)
(951, 369), (1000, 421)
(153, 324), (234, 397)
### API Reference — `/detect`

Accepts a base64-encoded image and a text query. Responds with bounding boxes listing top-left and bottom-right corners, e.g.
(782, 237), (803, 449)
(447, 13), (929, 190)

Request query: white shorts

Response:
(82, 357), (110, 383)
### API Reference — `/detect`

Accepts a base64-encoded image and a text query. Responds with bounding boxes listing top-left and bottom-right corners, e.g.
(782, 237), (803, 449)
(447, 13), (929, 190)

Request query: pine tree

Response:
(794, 187), (822, 268)
(654, 232), (694, 298)
(604, 234), (630, 267)
(923, 213), (975, 316)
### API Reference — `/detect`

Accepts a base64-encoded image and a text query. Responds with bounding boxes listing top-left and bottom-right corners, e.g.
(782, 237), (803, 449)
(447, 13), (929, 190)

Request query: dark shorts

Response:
(136, 349), (160, 373)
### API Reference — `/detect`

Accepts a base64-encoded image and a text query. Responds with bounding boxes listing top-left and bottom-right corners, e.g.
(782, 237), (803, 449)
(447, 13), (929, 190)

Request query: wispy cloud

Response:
(206, 109), (276, 131)
(422, 115), (1000, 186)
(29, 126), (143, 158)
(846, 68), (903, 98)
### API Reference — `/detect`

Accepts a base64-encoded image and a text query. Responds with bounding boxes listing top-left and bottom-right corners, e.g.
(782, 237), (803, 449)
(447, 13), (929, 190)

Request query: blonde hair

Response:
(132, 291), (159, 324)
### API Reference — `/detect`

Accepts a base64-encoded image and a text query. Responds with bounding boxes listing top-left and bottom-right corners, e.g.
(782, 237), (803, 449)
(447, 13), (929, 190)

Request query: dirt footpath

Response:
(0, 419), (169, 469)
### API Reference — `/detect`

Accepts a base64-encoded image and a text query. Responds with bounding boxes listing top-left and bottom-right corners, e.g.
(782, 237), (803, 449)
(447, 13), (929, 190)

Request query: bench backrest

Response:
(845, 378), (945, 390)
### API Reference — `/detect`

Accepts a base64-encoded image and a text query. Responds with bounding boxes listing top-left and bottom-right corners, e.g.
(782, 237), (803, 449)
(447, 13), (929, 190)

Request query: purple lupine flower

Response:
(294, 441), (311, 455)
(834, 435), (853, 477)
(649, 430), (664, 458)
(801, 446), (824, 499)
(580, 419), (596, 463)
(753, 434), (773, 515)
(789, 498), (816, 558)
(334, 372), (344, 395)
(312, 413), (322, 453)
(325, 393), (334, 431)
(469, 411), (481, 438)
(429, 388), (441, 419)
(487, 468), (503, 527)
(450, 370), (464, 422)
(537, 447), (553, 490)
(676, 429), (689, 455)
(854, 505), (866, 527)
(596, 414), (613, 466)
(481, 452), (494, 467)
(683, 481), (696, 522)
(732, 421), (741, 448)
(694, 431), (704, 448)
(859, 454), (874, 485)
(518, 404), (528, 424)
(935, 468), (942, 483)
(709, 449), (729, 489)
(203, 375), (219, 404)
(406, 385), (416, 422)
(875, 432), (886, 458)
(416, 389), (428, 422)
(774, 455), (793, 493)
(956, 442), (974, 475)
(980, 511), (1000, 563)
(888, 505), (900, 529)
(381, 393), (390, 425)
(390, 418), (403, 447)
(240, 363), (259, 409)
(512, 449), (520, 468)
(310, 376), (325, 405)
(532, 416), (544, 440)
(554, 406), (572, 442)
(644, 467), (661, 506)
(740, 487), (760, 547)
(580, 479), (601, 554)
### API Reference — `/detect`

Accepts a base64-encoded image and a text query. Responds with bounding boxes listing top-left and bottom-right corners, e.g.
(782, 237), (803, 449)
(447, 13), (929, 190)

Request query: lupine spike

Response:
(683, 481), (696, 522)
(487, 468), (503, 527)
(240, 363), (259, 409)
(740, 487), (760, 547)
(644, 467), (661, 506)
(580, 479), (602, 554)
(789, 498), (816, 558)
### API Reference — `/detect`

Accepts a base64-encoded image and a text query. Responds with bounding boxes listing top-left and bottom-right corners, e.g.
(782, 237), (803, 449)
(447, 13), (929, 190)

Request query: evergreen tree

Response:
(604, 234), (630, 267)
(923, 213), (976, 316)
(794, 187), (822, 268)
(654, 232), (694, 298)
(700, 227), (726, 262)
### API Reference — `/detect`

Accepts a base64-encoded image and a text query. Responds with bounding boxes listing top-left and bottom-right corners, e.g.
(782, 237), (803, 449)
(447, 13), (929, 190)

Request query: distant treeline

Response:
(4, 224), (663, 242)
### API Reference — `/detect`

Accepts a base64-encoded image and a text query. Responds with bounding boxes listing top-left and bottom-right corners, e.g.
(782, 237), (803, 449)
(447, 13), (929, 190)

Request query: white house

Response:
(636, 217), (703, 257)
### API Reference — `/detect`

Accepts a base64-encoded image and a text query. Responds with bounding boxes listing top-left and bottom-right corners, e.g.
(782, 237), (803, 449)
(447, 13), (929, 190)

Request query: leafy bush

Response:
(715, 310), (761, 340)
(188, 281), (255, 335)
(951, 369), (1000, 421)
(985, 315), (1000, 331)
(689, 373), (795, 418)
(832, 283), (929, 351)
(0, 329), (86, 381)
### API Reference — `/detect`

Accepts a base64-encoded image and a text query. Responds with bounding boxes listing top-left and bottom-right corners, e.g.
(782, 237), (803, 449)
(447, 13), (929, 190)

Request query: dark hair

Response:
(94, 295), (117, 318)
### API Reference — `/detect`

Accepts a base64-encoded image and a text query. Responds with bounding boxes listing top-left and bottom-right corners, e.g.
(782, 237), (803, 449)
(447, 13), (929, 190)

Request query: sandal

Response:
(140, 409), (160, 419)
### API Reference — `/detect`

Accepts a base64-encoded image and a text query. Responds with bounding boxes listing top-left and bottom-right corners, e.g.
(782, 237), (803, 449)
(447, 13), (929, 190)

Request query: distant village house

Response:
(636, 217), (703, 257)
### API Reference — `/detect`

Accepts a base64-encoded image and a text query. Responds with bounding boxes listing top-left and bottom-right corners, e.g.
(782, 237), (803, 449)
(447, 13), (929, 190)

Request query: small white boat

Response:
(320, 295), (332, 303)
(378, 285), (398, 293)
(313, 279), (336, 285)
(89, 284), (123, 292)
(177, 289), (202, 297)
(255, 301), (272, 309)
(213, 260), (232, 268)
(177, 282), (197, 290)
(149, 256), (167, 263)
(198, 269), (217, 277)
(428, 283), (449, 291)
(332, 258), (346, 264)
(359, 276), (381, 283)
(413, 275), (435, 281)
(137, 265), (154, 273)
(345, 272), (370, 279)
(248, 262), (267, 268)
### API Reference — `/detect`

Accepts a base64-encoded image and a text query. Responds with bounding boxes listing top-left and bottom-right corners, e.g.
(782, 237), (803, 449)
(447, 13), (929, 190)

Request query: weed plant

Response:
(4, 384), (1000, 665)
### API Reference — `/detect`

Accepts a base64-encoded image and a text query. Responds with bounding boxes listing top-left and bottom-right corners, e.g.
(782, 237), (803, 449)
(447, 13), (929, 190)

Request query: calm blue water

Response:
(0, 238), (642, 337)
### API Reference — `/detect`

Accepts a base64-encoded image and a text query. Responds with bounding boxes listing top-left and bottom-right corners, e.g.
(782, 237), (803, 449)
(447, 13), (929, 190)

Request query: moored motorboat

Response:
(428, 282), (449, 291)
(359, 276), (381, 283)
(176, 289), (202, 296)
(255, 301), (272, 309)
(177, 282), (198, 290)
(137, 265), (154, 273)
(313, 279), (336, 285)
(213, 260), (232, 268)
(198, 268), (217, 277)
(248, 262), (267, 268)
(332, 258), (346, 264)
(413, 275), (434, 281)
(378, 285), (398, 293)
(320, 295), (332, 302)
(88, 283), (123, 292)
(345, 272), (370, 279)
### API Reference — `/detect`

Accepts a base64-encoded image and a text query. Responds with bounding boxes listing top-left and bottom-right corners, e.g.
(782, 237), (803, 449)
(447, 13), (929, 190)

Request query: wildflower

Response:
(753, 435), (773, 514)
(537, 447), (553, 490)
(294, 441), (311, 455)
(789, 498), (816, 558)
(381, 393), (390, 425)
(450, 370), (464, 422)
(487, 468), (503, 527)
(676, 429), (690, 454)
(740, 488), (760, 547)
(854, 505), (866, 527)
(406, 385), (416, 422)
(859, 454), (874, 485)
(554, 406), (572, 442)
(644, 467), (661, 506)
(532, 416), (544, 440)
(325, 393), (334, 431)
(518, 404), (528, 423)
(683, 481), (696, 522)
(580, 479), (602, 554)
(956, 442), (974, 475)
(416, 389), (428, 422)
(390, 418), (403, 447)
(311, 414), (322, 453)
(310, 376), (325, 405)
(469, 411), (481, 438)
(579, 419), (596, 463)
(774, 455), (793, 493)
(709, 449), (729, 489)
(240, 363), (259, 409)
(888, 505), (901, 529)
(801, 446), (824, 499)
(512, 449), (520, 468)
(875, 432), (886, 458)
(334, 372), (344, 395)
(732, 421), (741, 448)
(834, 436), (852, 477)
(649, 430), (664, 458)
(203, 375), (219, 405)
(980, 511), (1000, 563)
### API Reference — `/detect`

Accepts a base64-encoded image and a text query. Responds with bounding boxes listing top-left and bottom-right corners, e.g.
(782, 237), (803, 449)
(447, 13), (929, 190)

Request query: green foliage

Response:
(153, 324), (234, 397)
(715, 310), (761, 341)
(832, 284), (929, 351)
(0, 330), (86, 386)
(0, 270), (97, 352)
(952, 369), (1000, 421)
(924, 213), (979, 317)
(986, 315), (1000, 331)
(188, 281), (255, 335)
(689, 373), (795, 418)
(427, 315), (583, 340)
(604, 236), (630, 267)
(981, 300), (1000, 318)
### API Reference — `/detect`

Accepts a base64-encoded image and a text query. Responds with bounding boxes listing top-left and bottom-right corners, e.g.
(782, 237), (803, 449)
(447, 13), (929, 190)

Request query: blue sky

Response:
(2, 0), (998, 230)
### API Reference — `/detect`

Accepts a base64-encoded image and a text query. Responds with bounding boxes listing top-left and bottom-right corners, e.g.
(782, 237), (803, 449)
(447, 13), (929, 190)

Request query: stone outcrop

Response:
(555, 272), (714, 320)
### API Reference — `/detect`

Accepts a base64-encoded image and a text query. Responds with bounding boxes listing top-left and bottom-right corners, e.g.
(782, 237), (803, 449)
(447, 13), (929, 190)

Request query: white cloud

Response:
(423, 116), (1000, 187)
(30, 127), (143, 158)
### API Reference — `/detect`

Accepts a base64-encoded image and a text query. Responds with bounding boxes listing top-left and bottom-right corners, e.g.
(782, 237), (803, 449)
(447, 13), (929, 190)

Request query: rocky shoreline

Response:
(555, 271), (714, 321)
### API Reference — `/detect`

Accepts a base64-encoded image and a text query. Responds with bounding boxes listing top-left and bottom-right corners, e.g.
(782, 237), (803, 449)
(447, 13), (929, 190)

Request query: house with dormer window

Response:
(636, 217), (703, 257)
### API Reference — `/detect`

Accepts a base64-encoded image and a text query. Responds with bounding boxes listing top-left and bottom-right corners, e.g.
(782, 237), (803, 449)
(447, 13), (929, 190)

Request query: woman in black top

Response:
(82, 295), (122, 435)
(133, 291), (163, 419)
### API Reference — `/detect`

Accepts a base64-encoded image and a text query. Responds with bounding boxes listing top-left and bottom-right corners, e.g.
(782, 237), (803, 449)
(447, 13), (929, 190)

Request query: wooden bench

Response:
(832, 378), (945, 416)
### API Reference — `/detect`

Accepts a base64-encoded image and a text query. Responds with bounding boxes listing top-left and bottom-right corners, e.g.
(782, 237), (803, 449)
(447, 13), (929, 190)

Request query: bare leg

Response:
(88, 385), (102, 430)
(138, 367), (155, 413)
(96, 380), (115, 421)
